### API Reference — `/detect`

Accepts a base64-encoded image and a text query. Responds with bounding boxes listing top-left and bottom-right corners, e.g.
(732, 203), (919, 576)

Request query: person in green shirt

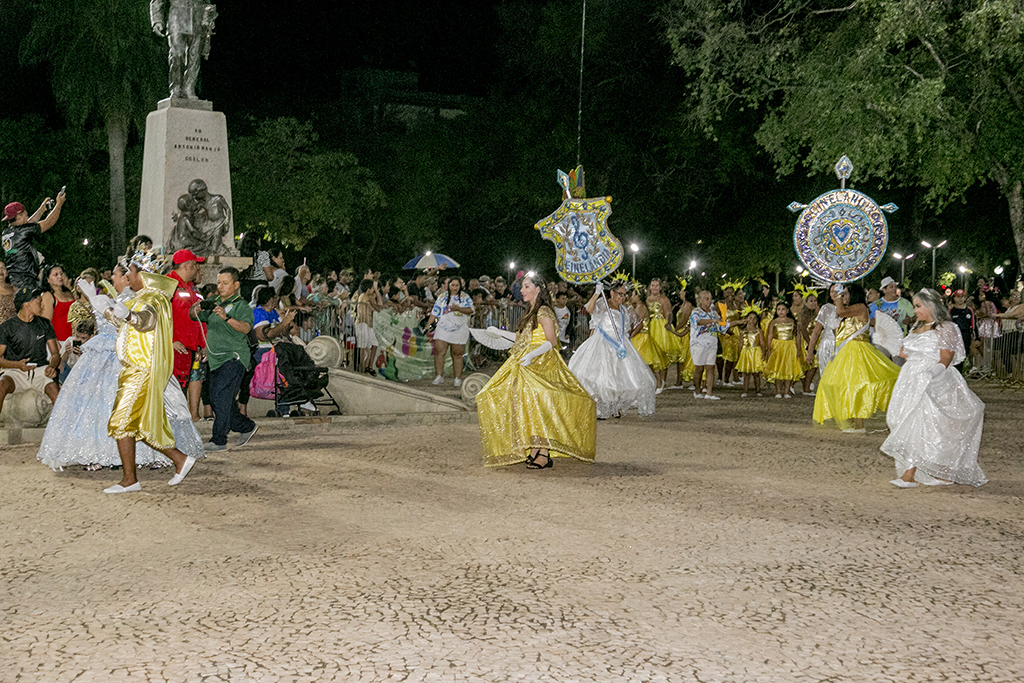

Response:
(192, 266), (258, 451)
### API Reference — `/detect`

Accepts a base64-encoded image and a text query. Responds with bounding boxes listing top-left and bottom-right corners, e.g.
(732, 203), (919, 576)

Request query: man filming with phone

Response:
(1, 187), (67, 289)
(0, 287), (61, 415)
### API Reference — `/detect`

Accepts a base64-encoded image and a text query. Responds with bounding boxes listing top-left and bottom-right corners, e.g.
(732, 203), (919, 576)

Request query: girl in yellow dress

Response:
(735, 308), (766, 397)
(813, 283), (900, 433)
(630, 288), (669, 378)
(477, 274), (596, 469)
(671, 289), (694, 388)
(764, 302), (804, 398)
(644, 278), (685, 392)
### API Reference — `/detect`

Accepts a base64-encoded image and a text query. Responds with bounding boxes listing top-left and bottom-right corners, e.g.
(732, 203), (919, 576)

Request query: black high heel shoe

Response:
(525, 451), (552, 469)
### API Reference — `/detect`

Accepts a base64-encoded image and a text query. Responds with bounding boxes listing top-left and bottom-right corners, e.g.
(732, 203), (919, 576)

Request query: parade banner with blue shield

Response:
(788, 156), (898, 283)
(535, 166), (623, 284)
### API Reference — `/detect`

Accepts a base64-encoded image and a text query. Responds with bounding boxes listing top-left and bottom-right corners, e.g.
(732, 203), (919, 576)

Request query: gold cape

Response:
(107, 272), (177, 449)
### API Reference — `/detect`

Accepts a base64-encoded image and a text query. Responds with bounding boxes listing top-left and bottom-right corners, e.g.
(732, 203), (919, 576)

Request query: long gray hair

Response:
(912, 287), (951, 329)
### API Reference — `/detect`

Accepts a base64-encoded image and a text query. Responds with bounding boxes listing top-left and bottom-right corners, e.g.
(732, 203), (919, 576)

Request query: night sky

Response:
(0, 0), (501, 121)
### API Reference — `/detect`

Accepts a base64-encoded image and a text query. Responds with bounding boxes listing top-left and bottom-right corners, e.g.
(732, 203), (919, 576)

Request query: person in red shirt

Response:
(169, 249), (206, 420)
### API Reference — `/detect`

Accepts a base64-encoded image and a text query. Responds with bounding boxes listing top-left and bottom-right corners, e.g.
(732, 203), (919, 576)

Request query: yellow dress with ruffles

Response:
(632, 313), (669, 371)
(477, 306), (597, 467)
(674, 309), (694, 381)
(719, 308), (742, 362)
(813, 316), (900, 429)
(763, 320), (804, 381)
(107, 272), (177, 449)
(646, 301), (685, 365)
(735, 329), (765, 374)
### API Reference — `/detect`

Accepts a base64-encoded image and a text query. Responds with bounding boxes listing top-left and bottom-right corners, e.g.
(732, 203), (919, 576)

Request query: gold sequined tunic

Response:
(477, 306), (597, 467)
(107, 273), (177, 449)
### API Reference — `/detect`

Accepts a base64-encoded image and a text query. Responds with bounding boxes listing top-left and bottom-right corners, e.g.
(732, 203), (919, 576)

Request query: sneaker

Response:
(693, 392), (704, 399)
(453, 377), (462, 388)
(775, 394), (783, 399)
(756, 392), (763, 397)
(704, 395), (721, 401)
(203, 441), (227, 452)
(889, 478), (917, 488)
(432, 375), (444, 386)
(235, 425), (259, 448)
(740, 393), (748, 398)
(783, 394), (792, 399)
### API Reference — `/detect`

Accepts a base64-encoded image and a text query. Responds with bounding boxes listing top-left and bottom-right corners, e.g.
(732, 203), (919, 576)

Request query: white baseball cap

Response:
(880, 276), (897, 289)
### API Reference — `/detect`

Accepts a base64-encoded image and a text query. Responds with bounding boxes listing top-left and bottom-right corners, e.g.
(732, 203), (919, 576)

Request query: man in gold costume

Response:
(83, 251), (198, 493)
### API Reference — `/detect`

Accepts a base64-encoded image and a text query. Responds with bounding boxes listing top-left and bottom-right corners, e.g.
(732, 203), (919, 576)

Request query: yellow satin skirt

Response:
(632, 330), (669, 371)
(648, 320), (685, 364)
(477, 348), (596, 467)
(719, 331), (740, 363)
(763, 339), (804, 381)
(813, 338), (899, 429)
(108, 365), (175, 449)
(735, 346), (765, 374)
(676, 332), (694, 381)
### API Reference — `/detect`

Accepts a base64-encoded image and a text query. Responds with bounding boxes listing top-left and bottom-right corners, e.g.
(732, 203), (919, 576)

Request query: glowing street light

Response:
(687, 260), (697, 279)
(921, 239), (947, 287)
(958, 264), (968, 291)
(629, 243), (640, 278)
(995, 265), (1005, 276)
(892, 252), (915, 286)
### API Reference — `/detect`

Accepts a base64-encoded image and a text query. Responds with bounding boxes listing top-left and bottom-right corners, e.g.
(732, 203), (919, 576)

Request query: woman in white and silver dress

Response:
(568, 281), (657, 419)
(806, 283), (840, 373)
(427, 276), (474, 387)
(37, 261), (205, 471)
(882, 288), (986, 488)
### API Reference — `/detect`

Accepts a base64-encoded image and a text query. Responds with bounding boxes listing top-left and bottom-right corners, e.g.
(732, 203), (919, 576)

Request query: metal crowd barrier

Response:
(969, 325), (1024, 389)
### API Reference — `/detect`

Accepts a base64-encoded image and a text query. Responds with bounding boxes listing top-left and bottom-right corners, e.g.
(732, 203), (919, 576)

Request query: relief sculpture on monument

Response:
(167, 178), (233, 256)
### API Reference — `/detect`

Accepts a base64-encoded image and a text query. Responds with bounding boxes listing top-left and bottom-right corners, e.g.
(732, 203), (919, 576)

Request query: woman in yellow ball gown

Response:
(813, 283), (900, 433)
(477, 274), (596, 469)
(763, 302), (804, 398)
(671, 290), (694, 388)
(643, 278), (685, 392)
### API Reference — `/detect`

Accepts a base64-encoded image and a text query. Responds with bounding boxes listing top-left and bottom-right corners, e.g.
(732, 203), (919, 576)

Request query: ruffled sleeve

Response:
(538, 305), (557, 322)
(936, 322), (966, 366)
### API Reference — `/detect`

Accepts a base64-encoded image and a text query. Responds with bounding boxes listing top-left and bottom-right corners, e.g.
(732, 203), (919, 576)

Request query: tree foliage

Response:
(665, 0), (1024, 267)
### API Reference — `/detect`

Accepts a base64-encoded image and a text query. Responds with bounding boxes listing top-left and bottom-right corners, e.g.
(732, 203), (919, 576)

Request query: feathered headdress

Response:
(676, 276), (688, 292)
(719, 277), (747, 292)
(611, 271), (631, 287)
(740, 304), (763, 318)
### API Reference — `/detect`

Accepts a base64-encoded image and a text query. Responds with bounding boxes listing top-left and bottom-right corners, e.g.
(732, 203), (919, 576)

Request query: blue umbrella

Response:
(403, 252), (461, 270)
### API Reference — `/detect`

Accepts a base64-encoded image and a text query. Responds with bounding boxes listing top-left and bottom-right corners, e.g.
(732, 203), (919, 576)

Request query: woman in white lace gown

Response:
(806, 283), (840, 373)
(37, 264), (205, 471)
(568, 282), (657, 419)
(882, 288), (986, 488)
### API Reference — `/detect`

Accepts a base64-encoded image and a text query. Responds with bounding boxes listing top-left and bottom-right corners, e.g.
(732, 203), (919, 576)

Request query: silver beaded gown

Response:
(814, 303), (840, 372)
(37, 290), (205, 471)
(880, 322), (986, 486)
(568, 299), (657, 419)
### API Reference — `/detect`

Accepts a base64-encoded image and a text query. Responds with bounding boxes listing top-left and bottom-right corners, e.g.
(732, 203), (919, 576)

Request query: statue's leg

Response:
(167, 33), (187, 99)
(183, 35), (202, 99)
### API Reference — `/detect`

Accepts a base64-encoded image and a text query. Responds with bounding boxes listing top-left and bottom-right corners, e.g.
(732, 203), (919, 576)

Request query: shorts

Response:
(190, 356), (208, 382)
(3, 367), (56, 394)
(355, 322), (377, 348)
(691, 343), (718, 367)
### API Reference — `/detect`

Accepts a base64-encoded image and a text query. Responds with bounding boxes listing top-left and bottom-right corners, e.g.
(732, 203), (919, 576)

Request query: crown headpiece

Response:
(129, 249), (167, 275)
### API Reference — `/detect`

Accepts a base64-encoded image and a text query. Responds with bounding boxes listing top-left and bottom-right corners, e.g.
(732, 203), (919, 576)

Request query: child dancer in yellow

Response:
(735, 306), (766, 397)
(764, 302), (804, 398)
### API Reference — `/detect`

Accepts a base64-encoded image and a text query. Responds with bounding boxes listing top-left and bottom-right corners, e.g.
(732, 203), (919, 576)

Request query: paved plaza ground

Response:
(2, 383), (1022, 682)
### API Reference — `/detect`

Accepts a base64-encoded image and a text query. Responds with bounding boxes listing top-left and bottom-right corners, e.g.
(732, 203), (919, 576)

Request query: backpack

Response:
(249, 347), (283, 400)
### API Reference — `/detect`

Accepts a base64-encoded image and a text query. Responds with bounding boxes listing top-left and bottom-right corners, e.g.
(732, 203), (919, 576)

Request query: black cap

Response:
(14, 286), (42, 311)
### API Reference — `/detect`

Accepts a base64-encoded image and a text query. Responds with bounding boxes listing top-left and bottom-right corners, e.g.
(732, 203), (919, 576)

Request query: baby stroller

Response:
(273, 341), (341, 416)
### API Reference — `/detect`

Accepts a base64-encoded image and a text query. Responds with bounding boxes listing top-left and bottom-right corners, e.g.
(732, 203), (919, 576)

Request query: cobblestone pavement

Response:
(2, 384), (1022, 682)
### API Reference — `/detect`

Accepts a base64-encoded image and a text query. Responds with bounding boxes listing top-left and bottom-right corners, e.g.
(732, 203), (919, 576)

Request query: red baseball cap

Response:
(954, 289), (966, 296)
(172, 249), (206, 265)
(2, 202), (25, 221)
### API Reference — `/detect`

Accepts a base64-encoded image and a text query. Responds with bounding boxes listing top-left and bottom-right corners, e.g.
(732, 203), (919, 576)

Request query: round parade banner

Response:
(789, 156), (897, 283)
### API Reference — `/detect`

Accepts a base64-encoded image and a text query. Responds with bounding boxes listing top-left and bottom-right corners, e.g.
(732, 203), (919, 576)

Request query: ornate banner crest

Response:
(788, 156), (897, 283)
(535, 166), (623, 284)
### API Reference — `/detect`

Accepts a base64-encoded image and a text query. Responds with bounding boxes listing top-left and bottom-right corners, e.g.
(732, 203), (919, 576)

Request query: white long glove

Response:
(76, 278), (114, 313)
(595, 281), (604, 295)
(928, 363), (947, 379)
(520, 341), (552, 366)
(110, 300), (131, 320)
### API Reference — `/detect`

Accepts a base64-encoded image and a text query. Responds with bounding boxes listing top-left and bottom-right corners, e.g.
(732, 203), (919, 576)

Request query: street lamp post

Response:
(630, 243), (639, 278)
(921, 239), (947, 288)
(892, 252), (915, 287)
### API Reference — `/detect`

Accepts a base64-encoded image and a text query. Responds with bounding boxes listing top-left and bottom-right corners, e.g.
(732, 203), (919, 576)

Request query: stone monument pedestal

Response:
(138, 98), (235, 254)
(197, 255), (252, 286)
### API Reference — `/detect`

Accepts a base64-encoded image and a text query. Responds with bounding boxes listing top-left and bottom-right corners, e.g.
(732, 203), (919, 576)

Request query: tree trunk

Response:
(1008, 179), (1024, 272)
(107, 111), (128, 260)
